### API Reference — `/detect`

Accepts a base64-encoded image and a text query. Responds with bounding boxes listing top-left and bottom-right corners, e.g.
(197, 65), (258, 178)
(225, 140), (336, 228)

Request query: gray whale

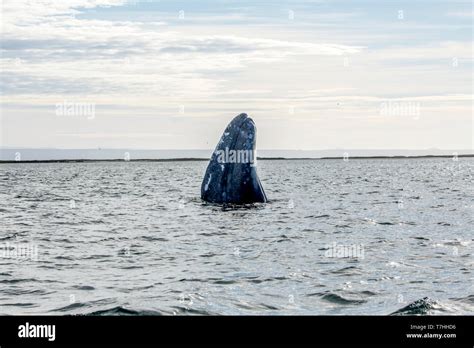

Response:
(201, 113), (267, 204)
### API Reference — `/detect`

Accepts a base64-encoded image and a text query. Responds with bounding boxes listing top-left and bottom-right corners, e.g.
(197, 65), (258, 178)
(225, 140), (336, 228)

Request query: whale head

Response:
(201, 113), (267, 204)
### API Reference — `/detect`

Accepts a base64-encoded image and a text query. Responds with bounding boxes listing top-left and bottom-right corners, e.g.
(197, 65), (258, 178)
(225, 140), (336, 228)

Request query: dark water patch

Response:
(348, 290), (378, 297)
(1, 302), (36, 307)
(276, 234), (292, 243)
(0, 233), (21, 241)
(53, 302), (88, 312)
(0, 278), (37, 284)
(335, 224), (351, 228)
(87, 306), (162, 316)
(390, 297), (441, 315)
(200, 252), (219, 258)
(171, 306), (214, 315)
(305, 214), (330, 219)
(53, 297), (118, 313)
(54, 238), (74, 243)
(246, 277), (281, 284)
(198, 231), (229, 236)
(179, 277), (219, 283)
(118, 265), (142, 270)
(71, 285), (95, 290)
(317, 292), (366, 305)
(257, 303), (279, 310)
(2, 288), (50, 296)
(234, 302), (254, 310)
(214, 279), (237, 285)
(83, 254), (112, 260)
(54, 255), (74, 260)
(140, 236), (169, 242)
(330, 266), (362, 276)
(211, 202), (266, 211)
(450, 294), (474, 304)
(12, 222), (35, 227)
(131, 284), (155, 291)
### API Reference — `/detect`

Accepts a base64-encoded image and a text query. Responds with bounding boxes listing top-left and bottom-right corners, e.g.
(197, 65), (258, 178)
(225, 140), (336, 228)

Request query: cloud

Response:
(1, 0), (363, 99)
(446, 11), (474, 18)
(1, 0), (471, 150)
(57, 132), (176, 138)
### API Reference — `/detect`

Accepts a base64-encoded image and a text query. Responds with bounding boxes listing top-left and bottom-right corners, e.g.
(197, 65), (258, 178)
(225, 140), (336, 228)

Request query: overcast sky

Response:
(0, 0), (472, 150)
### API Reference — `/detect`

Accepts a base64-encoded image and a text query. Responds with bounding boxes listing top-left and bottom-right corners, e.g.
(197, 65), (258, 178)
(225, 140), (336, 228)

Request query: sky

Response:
(0, 0), (472, 151)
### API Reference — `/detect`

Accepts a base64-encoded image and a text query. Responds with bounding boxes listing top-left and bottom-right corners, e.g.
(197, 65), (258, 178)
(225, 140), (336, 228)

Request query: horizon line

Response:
(1, 154), (473, 164)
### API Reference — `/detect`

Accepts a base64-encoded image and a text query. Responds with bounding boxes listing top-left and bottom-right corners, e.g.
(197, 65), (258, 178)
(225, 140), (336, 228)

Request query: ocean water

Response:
(0, 158), (473, 315)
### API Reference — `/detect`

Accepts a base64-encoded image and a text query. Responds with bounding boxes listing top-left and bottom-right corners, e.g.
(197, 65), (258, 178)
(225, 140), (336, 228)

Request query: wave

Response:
(391, 297), (439, 315)
(390, 296), (474, 315)
(86, 306), (215, 316)
(86, 306), (163, 316)
(307, 291), (366, 305)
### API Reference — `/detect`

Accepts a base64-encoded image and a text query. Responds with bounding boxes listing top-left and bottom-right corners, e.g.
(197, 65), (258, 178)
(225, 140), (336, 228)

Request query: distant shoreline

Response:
(1, 154), (473, 163)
